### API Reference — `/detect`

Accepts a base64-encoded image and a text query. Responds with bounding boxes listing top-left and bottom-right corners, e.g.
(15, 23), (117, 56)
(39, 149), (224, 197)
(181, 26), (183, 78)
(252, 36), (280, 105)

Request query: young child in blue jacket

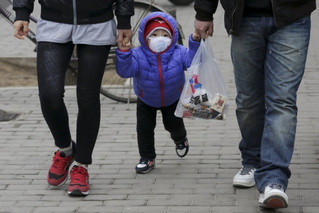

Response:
(116, 11), (200, 174)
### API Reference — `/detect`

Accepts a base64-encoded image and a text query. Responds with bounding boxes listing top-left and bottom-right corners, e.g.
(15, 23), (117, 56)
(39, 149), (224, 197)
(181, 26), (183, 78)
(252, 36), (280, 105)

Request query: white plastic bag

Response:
(175, 39), (228, 120)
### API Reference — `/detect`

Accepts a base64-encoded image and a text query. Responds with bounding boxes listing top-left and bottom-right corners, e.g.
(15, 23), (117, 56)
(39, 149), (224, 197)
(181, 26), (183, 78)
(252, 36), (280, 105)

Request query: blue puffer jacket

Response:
(116, 12), (200, 108)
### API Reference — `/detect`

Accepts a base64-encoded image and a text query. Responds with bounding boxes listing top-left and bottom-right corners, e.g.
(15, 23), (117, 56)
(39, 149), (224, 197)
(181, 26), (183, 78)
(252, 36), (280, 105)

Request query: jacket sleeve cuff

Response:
(118, 48), (130, 52)
(14, 8), (31, 22)
(195, 10), (214, 21)
(116, 16), (131, 29)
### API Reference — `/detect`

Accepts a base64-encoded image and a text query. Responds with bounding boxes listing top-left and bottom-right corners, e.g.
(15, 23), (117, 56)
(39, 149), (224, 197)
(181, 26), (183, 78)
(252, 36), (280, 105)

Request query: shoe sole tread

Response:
(67, 189), (89, 196)
(233, 182), (256, 188)
(260, 195), (288, 209)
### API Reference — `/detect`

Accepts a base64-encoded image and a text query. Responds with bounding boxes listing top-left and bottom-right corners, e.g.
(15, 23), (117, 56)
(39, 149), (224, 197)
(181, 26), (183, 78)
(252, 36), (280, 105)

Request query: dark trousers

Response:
(136, 99), (187, 159)
(37, 41), (111, 164)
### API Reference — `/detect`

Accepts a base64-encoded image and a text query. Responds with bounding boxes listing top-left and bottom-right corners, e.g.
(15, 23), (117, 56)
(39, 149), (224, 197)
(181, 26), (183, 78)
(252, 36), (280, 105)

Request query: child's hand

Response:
(118, 39), (131, 51)
(117, 29), (132, 51)
(192, 32), (201, 42)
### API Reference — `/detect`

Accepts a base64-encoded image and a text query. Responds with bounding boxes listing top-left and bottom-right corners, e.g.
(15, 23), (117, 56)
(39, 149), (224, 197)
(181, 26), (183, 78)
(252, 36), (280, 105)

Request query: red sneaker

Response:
(47, 151), (74, 186)
(67, 165), (89, 196)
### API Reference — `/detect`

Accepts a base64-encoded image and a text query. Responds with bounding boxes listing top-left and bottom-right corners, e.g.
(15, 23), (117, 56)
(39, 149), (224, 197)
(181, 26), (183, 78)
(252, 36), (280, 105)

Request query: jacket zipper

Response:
(270, 0), (278, 26)
(229, 0), (239, 35)
(73, 0), (77, 25)
(157, 54), (165, 107)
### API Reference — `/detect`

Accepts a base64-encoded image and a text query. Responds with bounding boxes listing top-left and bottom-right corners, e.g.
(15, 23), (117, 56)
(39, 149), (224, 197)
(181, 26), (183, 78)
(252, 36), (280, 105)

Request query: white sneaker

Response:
(259, 184), (288, 209)
(233, 165), (256, 188)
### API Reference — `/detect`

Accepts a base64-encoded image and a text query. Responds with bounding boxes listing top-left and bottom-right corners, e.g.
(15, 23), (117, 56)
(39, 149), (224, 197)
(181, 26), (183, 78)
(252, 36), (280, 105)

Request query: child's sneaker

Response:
(47, 151), (74, 186)
(67, 165), (90, 196)
(135, 158), (155, 174)
(175, 139), (189, 158)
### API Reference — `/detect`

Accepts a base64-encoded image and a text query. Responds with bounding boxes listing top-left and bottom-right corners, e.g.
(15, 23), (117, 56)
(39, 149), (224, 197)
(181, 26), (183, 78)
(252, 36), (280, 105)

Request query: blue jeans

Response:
(231, 16), (311, 192)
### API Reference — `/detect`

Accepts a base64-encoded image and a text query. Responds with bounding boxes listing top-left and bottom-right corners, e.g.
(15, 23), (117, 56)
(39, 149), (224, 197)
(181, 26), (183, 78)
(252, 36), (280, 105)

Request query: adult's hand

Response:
(13, 20), (29, 39)
(117, 29), (132, 48)
(194, 19), (214, 38)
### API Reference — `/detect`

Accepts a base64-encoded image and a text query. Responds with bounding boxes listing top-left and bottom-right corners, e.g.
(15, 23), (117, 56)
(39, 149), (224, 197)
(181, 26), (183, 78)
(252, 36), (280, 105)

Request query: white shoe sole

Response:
(233, 181), (256, 188)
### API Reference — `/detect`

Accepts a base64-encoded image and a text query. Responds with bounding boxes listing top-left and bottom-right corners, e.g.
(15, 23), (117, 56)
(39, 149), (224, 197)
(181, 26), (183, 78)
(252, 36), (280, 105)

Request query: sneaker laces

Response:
(139, 158), (153, 165)
(51, 152), (72, 171)
(240, 165), (255, 175)
(268, 183), (284, 191)
(139, 158), (148, 164)
(70, 166), (88, 182)
(176, 140), (188, 150)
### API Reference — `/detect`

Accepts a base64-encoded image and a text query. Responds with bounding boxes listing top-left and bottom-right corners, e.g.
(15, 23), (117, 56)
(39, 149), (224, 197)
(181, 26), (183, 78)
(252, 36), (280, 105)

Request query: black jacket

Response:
(194, 0), (316, 35)
(13, 0), (134, 29)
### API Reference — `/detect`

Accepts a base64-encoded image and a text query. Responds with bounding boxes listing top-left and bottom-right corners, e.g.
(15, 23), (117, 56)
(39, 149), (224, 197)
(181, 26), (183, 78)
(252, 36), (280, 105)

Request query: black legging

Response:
(37, 41), (111, 164)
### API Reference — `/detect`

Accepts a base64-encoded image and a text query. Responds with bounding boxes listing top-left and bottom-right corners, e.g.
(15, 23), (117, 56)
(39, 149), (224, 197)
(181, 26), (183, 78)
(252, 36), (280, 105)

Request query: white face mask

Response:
(148, 36), (172, 53)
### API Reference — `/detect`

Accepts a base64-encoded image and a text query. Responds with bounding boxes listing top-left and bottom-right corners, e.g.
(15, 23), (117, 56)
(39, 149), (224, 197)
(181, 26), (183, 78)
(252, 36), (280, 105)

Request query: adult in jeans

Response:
(194, 0), (316, 209)
(13, 0), (134, 196)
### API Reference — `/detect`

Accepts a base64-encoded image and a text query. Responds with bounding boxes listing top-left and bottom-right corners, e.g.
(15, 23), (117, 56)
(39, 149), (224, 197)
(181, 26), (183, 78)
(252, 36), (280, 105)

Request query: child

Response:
(116, 12), (200, 174)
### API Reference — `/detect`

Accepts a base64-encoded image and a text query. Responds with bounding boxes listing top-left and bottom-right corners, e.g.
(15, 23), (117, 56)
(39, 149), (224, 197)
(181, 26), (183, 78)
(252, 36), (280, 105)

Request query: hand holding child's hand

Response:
(192, 32), (201, 42)
(117, 29), (132, 51)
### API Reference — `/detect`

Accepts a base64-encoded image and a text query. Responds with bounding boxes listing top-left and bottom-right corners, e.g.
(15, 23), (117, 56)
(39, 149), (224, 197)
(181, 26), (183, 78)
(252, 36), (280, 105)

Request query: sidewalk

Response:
(0, 1), (319, 213)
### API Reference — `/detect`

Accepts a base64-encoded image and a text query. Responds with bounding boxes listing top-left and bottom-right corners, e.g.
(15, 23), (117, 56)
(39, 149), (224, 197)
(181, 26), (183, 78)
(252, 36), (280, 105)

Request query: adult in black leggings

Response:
(13, 0), (134, 197)
(37, 42), (110, 164)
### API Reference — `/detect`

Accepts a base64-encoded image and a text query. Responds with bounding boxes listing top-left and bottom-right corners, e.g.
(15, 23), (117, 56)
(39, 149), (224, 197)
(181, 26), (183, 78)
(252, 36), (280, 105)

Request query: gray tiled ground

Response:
(1, 1), (319, 213)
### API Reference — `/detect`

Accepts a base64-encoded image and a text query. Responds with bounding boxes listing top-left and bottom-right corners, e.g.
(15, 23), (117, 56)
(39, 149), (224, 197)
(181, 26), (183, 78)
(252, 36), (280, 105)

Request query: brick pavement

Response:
(0, 1), (319, 213)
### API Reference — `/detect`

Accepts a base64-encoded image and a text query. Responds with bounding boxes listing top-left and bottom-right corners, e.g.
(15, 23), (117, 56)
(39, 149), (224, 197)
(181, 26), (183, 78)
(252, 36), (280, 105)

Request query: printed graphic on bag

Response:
(182, 93), (227, 119)
(180, 74), (227, 119)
